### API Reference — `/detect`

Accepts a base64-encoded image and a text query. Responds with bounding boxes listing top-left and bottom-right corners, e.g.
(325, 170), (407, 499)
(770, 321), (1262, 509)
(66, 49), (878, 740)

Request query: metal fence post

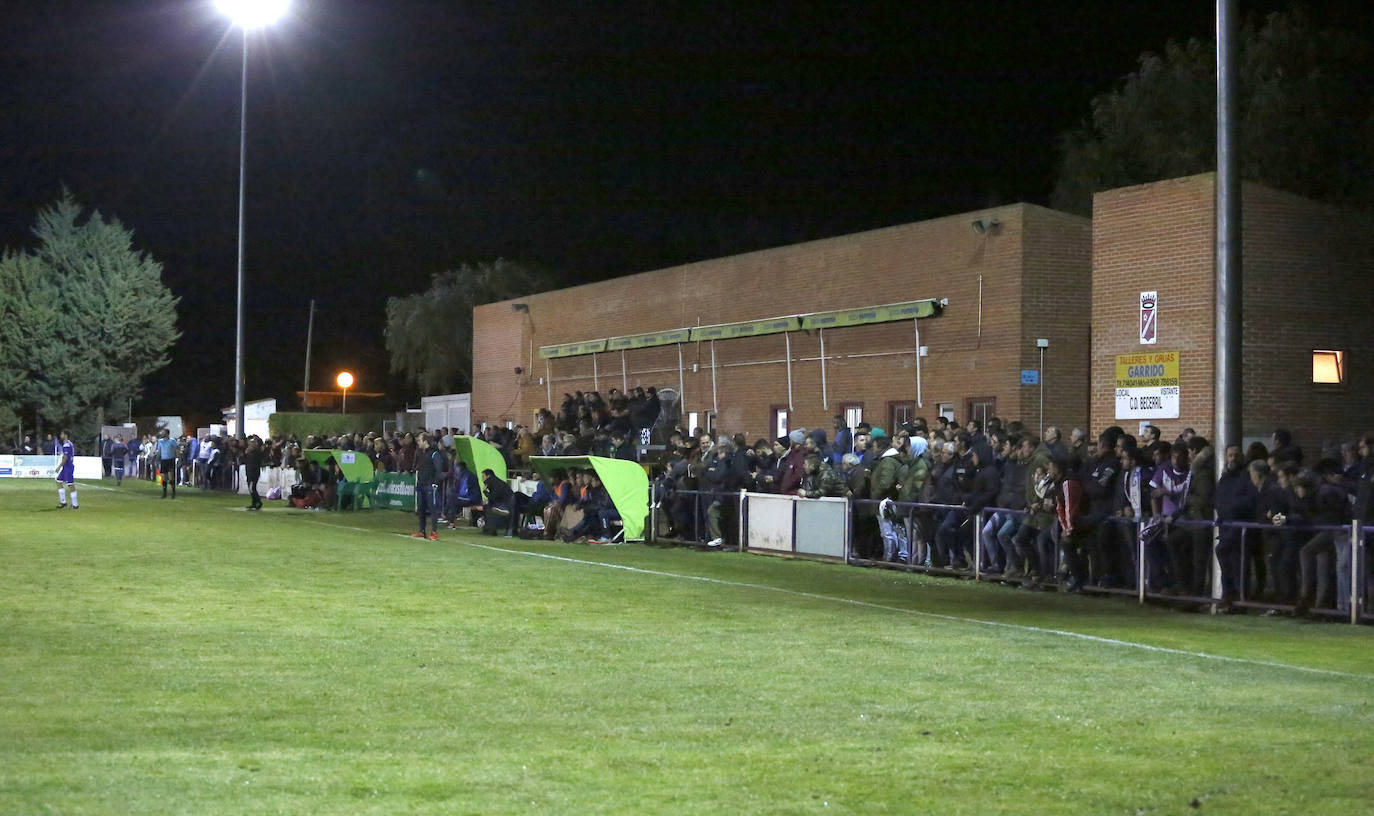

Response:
(1351, 520), (1361, 626)
(738, 489), (747, 553)
(1211, 519), (1222, 614)
(648, 484), (657, 544)
(973, 509), (984, 580)
(1137, 516), (1146, 605)
(694, 490), (701, 544)
(844, 495), (852, 563)
(904, 509), (914, 567)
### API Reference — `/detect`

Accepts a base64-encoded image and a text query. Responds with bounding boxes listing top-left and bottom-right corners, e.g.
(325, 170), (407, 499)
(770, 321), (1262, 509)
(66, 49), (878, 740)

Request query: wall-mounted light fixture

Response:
(970, 218), (1001, 235)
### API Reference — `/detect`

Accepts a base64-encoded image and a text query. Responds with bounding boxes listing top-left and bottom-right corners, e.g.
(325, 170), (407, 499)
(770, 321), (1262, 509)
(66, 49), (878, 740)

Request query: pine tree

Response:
(0, 194), (179, 437)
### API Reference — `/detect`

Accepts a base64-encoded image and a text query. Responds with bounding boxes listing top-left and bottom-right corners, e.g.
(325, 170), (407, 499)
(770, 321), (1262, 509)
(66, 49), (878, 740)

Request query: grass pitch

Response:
(0, 478), (1370, 815)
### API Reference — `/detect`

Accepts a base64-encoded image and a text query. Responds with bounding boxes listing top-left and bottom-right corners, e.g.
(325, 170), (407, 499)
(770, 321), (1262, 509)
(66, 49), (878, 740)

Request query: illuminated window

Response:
(1312, 350), (1345, 384)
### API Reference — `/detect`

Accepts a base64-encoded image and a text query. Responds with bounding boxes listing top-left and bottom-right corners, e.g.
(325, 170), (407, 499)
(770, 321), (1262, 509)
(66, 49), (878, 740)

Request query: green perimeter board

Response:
(530, 455), (650, 540)
(451, 436), (507, 501)
(301, 449), (375, 483)
(374, 473), (415, 511)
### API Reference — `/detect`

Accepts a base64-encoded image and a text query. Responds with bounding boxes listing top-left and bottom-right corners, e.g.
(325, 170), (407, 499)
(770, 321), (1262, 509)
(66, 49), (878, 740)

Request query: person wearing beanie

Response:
(779, 429), (808, 495)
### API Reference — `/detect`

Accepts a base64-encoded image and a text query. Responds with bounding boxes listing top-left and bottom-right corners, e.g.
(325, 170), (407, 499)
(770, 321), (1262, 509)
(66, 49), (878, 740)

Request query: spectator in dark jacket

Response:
(992, 436), (1030, 576)
(966, 443), (1002, 571)
(1080, 432), (1121, 585)
(1354, 433), (1374, 527)
(481, 468), (516, 536)
(1214, 444), (1258, 606)
(1267, 468), (1311, 604)
(1296, 459), (1354, 614)
(701, 437), (743, 547)
(1270, 428), (1303, 468)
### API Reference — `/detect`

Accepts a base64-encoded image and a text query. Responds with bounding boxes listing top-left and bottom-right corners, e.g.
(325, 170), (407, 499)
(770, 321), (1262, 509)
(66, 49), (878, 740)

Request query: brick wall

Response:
(1022, 206), (1094, 436)
(1241, 184), (1374, 448)
(472, 204), (1094, 437)
(1091, 174), (1218, 439)
(1090, 173), (1374, 450)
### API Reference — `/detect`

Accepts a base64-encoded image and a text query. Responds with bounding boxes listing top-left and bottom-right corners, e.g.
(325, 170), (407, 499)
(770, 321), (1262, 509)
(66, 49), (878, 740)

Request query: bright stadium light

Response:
(216, 0), (290, 29)
(336, 371), (354, 415)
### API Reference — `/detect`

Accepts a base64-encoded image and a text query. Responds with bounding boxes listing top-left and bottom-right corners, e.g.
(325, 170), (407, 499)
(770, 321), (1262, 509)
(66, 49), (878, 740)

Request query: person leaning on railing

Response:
(1294, 458), (1356, 615)
(1214, 444), (1258, 609)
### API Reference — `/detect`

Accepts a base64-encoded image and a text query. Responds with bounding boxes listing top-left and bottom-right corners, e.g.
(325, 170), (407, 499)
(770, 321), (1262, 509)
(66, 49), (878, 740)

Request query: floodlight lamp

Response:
(336, 371), (354, 389)
(216, 0), (290, 29)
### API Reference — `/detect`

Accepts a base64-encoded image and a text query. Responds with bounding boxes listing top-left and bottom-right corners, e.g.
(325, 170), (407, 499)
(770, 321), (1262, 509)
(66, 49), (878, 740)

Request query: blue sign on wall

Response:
(1020, 369), (1040, 386)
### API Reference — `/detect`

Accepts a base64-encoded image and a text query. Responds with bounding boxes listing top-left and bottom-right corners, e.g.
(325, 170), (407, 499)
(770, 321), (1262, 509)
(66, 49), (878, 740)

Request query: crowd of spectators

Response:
(652, 414), (1374, 616)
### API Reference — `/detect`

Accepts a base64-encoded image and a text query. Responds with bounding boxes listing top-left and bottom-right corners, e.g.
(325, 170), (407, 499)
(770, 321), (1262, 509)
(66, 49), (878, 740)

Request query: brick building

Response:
(473, 203), (1092, 440)
(1090, 173), (1374, 448)
(472, 173), (1374, 448)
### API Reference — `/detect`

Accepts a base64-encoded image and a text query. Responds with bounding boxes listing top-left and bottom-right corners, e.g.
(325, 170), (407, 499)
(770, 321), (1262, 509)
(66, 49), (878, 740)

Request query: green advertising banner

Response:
(799, 298), (943, 330)
(689, 316), (801, 342)
(538, 339), (607, 359)
(606, 328), (692, 351)
(374, 473), (416, 511)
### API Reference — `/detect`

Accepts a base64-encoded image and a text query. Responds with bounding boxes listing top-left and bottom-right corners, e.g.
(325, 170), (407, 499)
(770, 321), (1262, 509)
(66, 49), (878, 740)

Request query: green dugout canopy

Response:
(529, 456), (650, 540)
(451, 436), (508, 501)
(302, 449), (374, 483)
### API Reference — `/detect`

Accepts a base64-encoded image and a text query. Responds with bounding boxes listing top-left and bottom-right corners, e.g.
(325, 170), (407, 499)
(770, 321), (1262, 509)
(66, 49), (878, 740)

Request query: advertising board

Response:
(1114, 350), (1179, 419)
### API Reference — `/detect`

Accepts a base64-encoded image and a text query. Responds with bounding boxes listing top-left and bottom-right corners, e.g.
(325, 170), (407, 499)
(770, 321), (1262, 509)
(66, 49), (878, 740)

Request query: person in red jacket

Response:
(1053, 456), (1088, 592)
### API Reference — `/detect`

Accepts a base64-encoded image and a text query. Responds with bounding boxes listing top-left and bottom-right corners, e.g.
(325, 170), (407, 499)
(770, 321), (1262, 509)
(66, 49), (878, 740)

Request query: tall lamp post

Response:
(337, 371), (354, 416)
(217, 0), (289, 439)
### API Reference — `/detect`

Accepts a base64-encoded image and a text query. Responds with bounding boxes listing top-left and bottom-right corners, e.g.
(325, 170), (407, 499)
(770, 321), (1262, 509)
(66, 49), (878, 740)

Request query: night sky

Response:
(0, 1), (1363, 417)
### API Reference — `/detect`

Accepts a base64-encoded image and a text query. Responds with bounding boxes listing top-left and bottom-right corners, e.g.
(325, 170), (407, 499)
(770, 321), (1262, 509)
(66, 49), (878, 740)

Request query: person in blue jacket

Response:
(448, 458), (482, 527)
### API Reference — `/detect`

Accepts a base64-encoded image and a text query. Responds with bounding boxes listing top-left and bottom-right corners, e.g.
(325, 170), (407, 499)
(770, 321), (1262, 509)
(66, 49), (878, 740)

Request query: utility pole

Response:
(302, 299), (315, 412)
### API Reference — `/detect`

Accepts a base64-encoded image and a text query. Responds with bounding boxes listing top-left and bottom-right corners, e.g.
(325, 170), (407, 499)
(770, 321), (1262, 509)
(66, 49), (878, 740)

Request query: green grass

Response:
(1, 478), (1370, 815)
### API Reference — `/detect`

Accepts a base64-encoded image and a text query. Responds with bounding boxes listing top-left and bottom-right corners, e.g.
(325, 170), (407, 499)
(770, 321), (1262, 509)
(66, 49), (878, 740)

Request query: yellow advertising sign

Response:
(1114, 350), (1179, 389)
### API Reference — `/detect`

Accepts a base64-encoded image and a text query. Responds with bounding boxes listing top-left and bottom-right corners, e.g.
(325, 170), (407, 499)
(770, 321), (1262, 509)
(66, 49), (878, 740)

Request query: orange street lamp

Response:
(336, 371), (354, 415)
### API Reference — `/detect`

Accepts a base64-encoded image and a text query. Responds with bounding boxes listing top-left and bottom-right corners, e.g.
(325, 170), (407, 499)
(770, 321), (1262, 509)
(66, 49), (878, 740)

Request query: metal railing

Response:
(647, 487), (1370, 625)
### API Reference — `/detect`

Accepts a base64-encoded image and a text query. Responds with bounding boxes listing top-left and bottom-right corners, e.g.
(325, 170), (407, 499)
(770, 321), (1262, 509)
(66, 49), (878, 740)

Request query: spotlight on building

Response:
(971, 218), (1001, 235)
(511, 303), (530, 312)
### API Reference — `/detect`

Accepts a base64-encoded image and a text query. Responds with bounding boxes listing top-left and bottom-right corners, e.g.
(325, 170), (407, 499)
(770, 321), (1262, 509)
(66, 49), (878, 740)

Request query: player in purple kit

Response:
(56, 429), (78, 509)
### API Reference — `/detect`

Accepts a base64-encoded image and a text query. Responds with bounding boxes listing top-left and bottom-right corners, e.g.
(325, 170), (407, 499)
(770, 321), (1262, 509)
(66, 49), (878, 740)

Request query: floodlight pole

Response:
(1215, 0), (1242, 450)
(233, 28), (248, 440)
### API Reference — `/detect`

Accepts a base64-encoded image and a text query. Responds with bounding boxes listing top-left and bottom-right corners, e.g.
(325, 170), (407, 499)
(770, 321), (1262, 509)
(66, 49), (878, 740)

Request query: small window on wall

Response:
(937, 403), (956, 422)
(841, 403), (863, 430)
(888, 401), (915, 432)
(772, 406), (790, 440)
(687, 412), (700, 435)
(1312, 350), (1345, 384)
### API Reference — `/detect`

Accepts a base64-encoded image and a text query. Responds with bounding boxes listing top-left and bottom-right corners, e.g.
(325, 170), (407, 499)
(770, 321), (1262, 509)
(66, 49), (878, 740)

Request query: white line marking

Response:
(305, 519), (1374, 681)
